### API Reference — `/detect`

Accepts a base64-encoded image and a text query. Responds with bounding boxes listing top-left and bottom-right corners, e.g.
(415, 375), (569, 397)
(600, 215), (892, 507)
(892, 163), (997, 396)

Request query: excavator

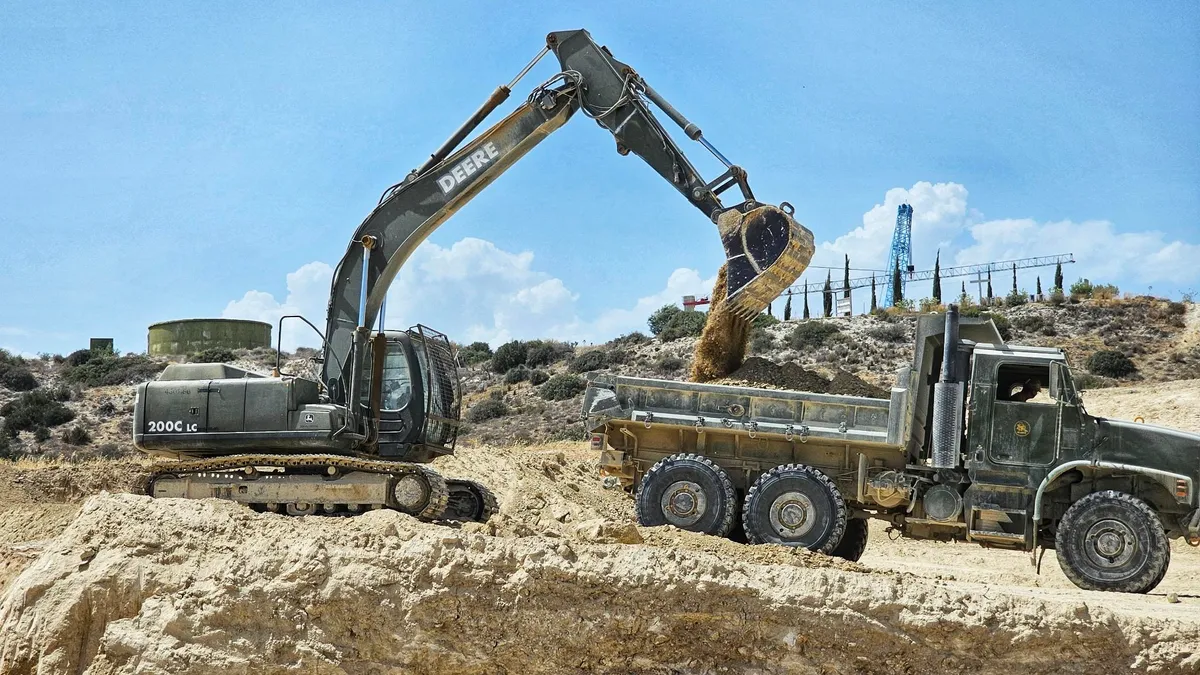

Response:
(133, 29), (816, 521)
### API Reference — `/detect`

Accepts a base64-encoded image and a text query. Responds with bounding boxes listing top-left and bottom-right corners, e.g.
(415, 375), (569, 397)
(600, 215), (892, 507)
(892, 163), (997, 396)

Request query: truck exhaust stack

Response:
(931, 305), (964, 469)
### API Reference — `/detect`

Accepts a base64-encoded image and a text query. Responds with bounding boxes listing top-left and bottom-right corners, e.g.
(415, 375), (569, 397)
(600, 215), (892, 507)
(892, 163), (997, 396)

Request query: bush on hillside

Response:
(569, 350), (608, 373)
(0, 389), (75, 432)
(609, 331), (651, 347)
(753, 313), (780, 329)
(192, 348), (236, 364)
(648, 304), (683, 336)
(503, 365), (530, 384)
(1005, 290), (1028, 307)
(490, 341), (528, 374)
(655, 355), (684, 374)
(1087, 350), (1136, 378)
(529, 369), (550, 386)
(466, 398), (509, 422)
(539, 374), (586, 401)
(65, 349), (93, 367)
(525, 340), (574, 367)
(749, 328), (776, 354)
(866, 323), (906, 343)
(33, 426), (51, 443)
(787, 321), (841, 349)
(64, 354), (165, 387)
(1048, 288), (1066, 306)
(0, 367), (37, 392)
(62, 425), (92, 446)
(459, 341), (493, 366)
(659, 311), (707, 341)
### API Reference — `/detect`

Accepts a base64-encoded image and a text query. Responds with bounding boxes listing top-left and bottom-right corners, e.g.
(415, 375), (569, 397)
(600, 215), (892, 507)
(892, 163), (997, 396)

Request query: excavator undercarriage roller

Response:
(718, 204), (815, 319)
(145, 454), (449, 520)
(444, 479), (499, 523)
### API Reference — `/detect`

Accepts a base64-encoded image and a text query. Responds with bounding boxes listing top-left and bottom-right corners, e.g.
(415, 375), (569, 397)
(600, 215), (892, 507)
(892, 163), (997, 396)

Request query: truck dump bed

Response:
(583, 372), (914, 493)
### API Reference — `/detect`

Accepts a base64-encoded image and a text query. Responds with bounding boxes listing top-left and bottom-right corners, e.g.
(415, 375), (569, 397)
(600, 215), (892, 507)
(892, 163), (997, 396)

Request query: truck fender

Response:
(1032, 459), (1195, 523)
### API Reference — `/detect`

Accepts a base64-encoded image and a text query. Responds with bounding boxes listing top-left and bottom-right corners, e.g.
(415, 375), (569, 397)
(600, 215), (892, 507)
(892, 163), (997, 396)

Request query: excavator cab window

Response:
(380, 346), (413, 412)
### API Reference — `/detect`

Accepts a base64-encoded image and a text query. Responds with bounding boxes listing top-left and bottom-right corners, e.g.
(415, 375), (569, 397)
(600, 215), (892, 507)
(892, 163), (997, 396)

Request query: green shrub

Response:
(1087, 350), (1136, 378)
(503, 365), (530, 384)
(605, 348), (630, 365)
(62, 425), (92, 446)
(525, 340), (573, 367)
(466, 398), (509, 422)
(192, 348), (236, 364)
(1012, 314), (1049, 334)
(609, 331), (650, 347)
(1005, 290), (1028, 307)
(65, 349), (92, 367)
(1069, 278), (1094, 298)
(529, 369), (550, 386)
(539, 374), (586, 401)
(0, 389), (76, 432)
(1048, 288), (1066, 306)
(0, 427), (11, 460)
(648, 304), (683, 336)
(34, 426), (50, 443)
(569, 350), (608, 373)
(752, 313), (780, 329)
(866, 323), (905, 342)
(459, 341), (493, 366)
(490, 341), (528, 374)
(0, 367), (37, 392)
(64, 354), (164, 387)
(655, 355), (684, 374)
(787, 321), (841, 349)
(749, 328), (776, 353)
(659, 311), (707, 341)
(1092, 284), (1119, 300)
(1167, 301), (1187, 316)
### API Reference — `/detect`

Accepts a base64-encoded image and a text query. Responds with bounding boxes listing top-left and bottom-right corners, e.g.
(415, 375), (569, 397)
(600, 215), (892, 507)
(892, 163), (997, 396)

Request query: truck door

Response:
(987, 362), (1058, 466)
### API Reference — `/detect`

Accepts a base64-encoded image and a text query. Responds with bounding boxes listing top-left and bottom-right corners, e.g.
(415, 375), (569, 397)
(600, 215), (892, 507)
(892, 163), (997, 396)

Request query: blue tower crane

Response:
(884, 203), (913, 306)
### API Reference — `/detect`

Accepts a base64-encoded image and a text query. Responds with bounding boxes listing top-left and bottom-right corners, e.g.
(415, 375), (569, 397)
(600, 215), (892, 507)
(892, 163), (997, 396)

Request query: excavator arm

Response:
(321, 29), (814, 404)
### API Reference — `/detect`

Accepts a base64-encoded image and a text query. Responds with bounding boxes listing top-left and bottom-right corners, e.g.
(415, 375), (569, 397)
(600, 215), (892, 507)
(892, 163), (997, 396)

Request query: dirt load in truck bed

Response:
(720, 355), (889, 398)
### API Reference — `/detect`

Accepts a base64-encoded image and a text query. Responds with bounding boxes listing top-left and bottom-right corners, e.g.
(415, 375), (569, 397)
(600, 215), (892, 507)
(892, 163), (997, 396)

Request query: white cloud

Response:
(222, 261), (334, 351)
(226, 237), (716, 350)
(815, 181), (971, 270)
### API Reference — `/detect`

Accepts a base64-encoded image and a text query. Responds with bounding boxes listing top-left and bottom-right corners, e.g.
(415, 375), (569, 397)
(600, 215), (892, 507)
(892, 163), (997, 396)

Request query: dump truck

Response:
(583, 306), (1200, 593)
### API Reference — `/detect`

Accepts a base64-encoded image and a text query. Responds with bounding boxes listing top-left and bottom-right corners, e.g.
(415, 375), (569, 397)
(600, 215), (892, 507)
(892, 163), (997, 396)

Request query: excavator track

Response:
(444, 479), (499, 523)
(145, 453), (450, 520)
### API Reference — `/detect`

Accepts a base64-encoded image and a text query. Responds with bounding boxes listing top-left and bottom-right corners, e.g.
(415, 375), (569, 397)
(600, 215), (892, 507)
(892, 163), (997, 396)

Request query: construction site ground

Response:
(1, 382), (1199, 673)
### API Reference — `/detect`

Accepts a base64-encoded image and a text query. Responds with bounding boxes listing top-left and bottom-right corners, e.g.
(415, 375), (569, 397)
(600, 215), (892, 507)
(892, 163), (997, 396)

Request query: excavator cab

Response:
(362, 325), (461, 463)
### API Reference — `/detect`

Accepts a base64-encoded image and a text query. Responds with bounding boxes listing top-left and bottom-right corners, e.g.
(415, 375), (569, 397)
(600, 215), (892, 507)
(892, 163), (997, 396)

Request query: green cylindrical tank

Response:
(147, 319), (273, 356)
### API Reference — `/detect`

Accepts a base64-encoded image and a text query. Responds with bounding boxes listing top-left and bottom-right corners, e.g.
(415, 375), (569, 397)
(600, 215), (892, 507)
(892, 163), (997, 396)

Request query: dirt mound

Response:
(5, 493), (1200, 674)
(720, 357), (888, 398)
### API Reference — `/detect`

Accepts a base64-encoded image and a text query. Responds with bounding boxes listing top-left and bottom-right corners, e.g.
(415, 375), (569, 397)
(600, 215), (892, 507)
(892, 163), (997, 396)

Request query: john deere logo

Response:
(1015, 420), (1031, 437)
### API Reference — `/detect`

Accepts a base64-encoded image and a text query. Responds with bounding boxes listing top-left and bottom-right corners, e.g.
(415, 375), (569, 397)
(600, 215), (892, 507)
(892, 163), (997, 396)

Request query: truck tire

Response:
(742, 464), (847, 553)
(830, 518), (868, 562)
(1055, 490), (1171, 594)
(635, 454), (737, 537)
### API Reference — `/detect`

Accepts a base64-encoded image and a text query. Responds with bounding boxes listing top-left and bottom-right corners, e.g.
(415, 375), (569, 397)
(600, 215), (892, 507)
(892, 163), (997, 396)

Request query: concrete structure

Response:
(148, 319), (272, 356)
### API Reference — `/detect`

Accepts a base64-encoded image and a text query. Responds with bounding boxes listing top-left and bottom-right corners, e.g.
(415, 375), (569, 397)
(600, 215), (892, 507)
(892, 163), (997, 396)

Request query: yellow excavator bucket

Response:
(717, 205), (815, 318)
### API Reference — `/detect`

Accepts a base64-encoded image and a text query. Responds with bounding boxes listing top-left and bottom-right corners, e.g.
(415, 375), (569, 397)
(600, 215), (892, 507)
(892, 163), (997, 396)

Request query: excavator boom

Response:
(322, 29), (815, 399)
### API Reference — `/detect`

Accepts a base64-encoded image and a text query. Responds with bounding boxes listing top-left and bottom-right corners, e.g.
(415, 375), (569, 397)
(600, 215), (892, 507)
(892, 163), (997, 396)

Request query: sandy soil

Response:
(0, 382), (1198, 673)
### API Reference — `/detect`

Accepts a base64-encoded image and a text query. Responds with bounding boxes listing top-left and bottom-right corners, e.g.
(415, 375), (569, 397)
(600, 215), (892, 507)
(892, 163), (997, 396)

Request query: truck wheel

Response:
(1055, 490), (1171, 594)
(635, 454), (737, 537)
(830, 518), (869, 562)
(742, 464), (847, 553)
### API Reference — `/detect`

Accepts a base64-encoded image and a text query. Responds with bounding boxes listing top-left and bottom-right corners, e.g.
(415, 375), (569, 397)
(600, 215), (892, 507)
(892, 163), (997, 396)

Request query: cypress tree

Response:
(784, 294), (792, 320)
(932, 251), (942, 303)
(822, 271), (833, 317)
(1054, 262), (1064, 291)
(892, 261), (903, 305)
(961, 280), (967, 297)
(1011, 263), (1018, 294)
(843, 255), (851, 299)
(803, 281), (811, 319)
(1037, 276), (1043, 296)
(987, 270), (994, 301)
(870, 276), (878, 312)
(768, 302), (773, 317)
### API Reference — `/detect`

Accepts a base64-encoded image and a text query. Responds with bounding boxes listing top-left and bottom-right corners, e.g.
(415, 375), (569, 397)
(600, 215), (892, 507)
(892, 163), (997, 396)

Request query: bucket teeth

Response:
(718, 205), (815, 317)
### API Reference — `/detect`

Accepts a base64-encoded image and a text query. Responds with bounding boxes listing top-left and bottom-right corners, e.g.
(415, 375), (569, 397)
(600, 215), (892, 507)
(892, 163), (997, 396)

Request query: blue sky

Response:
(1, 2), (1197, 354)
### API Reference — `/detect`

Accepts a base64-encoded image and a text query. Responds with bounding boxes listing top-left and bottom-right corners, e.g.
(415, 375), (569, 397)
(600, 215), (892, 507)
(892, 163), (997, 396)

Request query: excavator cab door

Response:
(364, 333), (424, 457)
